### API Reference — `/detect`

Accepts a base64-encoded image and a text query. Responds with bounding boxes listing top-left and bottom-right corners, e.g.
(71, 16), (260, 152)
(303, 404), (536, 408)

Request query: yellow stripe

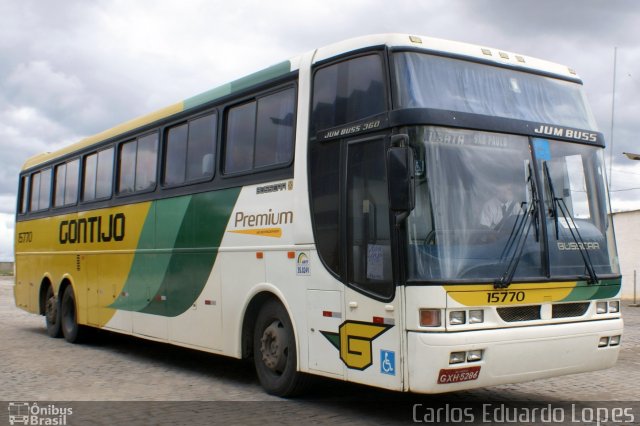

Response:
(228, 228), (283, 238)
(444, 282), (577, 306)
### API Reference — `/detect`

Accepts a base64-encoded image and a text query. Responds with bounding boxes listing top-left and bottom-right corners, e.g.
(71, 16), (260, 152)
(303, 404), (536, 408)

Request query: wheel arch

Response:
(38, 276), (54, 315)
(240, 285), (300, 362)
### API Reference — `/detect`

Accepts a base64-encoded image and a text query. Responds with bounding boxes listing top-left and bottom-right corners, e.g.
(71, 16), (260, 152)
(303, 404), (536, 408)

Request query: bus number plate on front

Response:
(437, 366), (481, 384)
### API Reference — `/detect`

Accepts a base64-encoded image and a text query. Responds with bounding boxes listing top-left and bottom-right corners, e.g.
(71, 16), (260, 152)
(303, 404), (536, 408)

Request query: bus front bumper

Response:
(407, 318), (623, 394)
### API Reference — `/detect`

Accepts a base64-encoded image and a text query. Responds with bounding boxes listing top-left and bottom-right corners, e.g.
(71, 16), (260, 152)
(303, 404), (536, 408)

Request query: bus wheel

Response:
(60, 286), (83, 343)
(253, 300), (306, 397)
(44, 286), (62, 338)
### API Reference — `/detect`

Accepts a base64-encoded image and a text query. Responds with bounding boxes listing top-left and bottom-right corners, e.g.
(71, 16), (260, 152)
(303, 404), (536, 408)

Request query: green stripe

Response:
(560, 277), (621, 302)
(142, 188), (241, 317)
(110, 197), (192, 311)
(183, 61), (292, 110)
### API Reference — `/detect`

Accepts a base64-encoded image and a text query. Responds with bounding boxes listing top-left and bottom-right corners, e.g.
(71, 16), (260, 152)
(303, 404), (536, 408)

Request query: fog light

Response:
(467, 350), (483, 362)
(610, 335), (621, 346)
(420, 309), (442, 327)
(596, 302), (608, 314)
(598, 337), (609, 347)
(469, 310), (484, 324)
(449, 311), (466, 325)
(609, 301), (620, 313)
(449, 351), (466, 364)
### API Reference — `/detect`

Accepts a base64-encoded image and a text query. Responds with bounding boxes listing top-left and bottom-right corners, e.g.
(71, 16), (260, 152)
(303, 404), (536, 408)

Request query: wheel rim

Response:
(259, 320), (288, 374)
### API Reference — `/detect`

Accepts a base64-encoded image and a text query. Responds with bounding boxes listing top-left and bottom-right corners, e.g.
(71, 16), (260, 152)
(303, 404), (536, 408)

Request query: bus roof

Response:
(21, 33), (580, 172)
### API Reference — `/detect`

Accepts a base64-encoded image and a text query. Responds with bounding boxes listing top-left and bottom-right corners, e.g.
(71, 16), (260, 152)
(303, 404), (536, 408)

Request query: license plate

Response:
(437, 366), (481, 384)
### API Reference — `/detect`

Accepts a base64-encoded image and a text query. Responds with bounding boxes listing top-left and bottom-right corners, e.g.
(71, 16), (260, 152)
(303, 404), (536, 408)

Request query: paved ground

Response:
(1, 275), (639, 425)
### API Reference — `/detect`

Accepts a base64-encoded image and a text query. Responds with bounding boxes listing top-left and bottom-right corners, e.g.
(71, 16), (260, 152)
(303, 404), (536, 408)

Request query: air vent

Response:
(497, 305), (541, 322)
(552, 302), (590, 319)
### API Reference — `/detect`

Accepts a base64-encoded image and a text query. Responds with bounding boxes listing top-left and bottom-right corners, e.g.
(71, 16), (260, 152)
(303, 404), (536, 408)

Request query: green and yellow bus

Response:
(15, 34), (623, 396)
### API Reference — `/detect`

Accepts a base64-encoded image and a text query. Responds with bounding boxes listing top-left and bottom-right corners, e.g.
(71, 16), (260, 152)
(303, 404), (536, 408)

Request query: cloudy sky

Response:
(1, 0), (639, 261)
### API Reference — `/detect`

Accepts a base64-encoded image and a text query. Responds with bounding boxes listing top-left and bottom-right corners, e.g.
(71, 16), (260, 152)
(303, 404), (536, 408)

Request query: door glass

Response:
(347, 138), (394, 298)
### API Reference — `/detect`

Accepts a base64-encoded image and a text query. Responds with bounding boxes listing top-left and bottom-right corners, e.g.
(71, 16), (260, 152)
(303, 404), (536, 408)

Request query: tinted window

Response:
(311, 55), (386, 134)
(225, 102), (256, 174)
(118, 133), (158, 194)
(54, 159), (79, 207)
(165, 124), (188, 185)
(309, 140), (341, 275)
(18, 176), (28, 214)
(29, 169), (51, 212)
(255, 89), (295, 168)
(83, 148), (114, 202)
(164, 112), (217, 186)
(224, 87), (295, 174)
(347, 139), (393, 298)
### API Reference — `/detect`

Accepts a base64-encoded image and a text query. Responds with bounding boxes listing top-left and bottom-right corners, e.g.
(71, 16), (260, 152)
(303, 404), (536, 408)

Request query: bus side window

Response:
(118, 133), (158, 194)
(53, 159), (79, 207)
(18, 176), (28, 214)
(224, 87), (295, 174)
(164, 112), (217, 186)
(84, 148), (114, 202)
(29, 168), (51, 212)
(310, 54), (386, 135)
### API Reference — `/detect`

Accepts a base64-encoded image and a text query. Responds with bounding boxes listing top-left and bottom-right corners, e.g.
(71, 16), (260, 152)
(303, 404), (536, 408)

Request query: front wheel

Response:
(253, 300), (307, 397)
(60, 286), (84, 343)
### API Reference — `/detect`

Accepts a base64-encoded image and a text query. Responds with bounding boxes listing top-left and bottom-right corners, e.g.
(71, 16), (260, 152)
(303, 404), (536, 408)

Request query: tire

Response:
(44, 285), (62, 338)
(60, 286), (84, 343)
(253, 300), (307, 397)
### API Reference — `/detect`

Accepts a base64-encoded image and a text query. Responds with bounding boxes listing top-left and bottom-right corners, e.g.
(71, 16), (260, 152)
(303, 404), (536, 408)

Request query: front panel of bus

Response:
(307, 45), (622, 392)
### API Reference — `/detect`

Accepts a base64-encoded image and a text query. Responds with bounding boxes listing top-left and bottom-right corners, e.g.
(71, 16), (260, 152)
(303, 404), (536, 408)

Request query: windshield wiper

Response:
(543, 161), (599, 285)
(494, 165), (540, 289)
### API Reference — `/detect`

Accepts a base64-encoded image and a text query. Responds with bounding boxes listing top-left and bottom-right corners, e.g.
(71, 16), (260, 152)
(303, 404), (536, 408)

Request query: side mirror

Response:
(387, 145), (415, 213)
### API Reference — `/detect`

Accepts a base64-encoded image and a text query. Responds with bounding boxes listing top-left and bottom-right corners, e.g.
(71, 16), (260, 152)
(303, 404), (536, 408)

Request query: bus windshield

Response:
(393, 52), (597, 131)
(405, 126), (618, 283)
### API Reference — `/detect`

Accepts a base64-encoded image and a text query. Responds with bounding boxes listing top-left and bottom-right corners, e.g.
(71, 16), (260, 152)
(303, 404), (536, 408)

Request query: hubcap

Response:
(260, 320), (288, 373)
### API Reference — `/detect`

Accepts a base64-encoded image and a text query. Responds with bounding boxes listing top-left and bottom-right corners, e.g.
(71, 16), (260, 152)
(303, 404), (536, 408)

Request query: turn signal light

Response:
(420, 309), (441, 327)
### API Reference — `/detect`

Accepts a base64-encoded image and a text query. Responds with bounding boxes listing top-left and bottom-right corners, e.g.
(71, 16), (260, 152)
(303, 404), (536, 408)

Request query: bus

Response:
(14, 34), (623, 396)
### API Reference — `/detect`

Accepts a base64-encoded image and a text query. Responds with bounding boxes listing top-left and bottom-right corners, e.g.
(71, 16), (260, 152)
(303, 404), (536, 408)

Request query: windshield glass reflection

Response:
(406, 127), (543, 281)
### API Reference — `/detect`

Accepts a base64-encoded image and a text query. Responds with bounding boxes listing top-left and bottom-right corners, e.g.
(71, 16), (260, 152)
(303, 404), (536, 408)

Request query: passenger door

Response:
(342, 136), (404, 390)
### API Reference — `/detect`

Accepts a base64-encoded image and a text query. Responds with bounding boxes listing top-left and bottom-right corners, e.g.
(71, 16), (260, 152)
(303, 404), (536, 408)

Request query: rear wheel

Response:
(44, 285), (62, 338)
(253, 300), (307, 397)
(60, 286), (84, 343)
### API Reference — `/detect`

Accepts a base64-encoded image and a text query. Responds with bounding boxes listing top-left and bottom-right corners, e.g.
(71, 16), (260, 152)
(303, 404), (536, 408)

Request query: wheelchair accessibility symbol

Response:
(380, 350), (395, 376)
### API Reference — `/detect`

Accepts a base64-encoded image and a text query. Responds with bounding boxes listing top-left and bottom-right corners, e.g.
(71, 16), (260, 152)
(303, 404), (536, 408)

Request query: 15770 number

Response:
(486, 291), (525, 303)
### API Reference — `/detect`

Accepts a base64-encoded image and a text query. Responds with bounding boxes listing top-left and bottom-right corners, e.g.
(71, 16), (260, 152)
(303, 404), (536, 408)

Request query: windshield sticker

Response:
(425, 128), (515, 150)
(533, 138), (551, 161)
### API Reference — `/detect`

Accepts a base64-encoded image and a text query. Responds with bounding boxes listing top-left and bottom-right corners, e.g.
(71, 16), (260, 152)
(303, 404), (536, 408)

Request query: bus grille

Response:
(497, 305), (541, 322)
(552, 302), (590, 319)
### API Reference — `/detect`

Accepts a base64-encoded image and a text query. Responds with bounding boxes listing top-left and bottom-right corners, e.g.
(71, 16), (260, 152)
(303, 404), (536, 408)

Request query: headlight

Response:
(449, 351), (466, 364)
(449, 311), (466, 325)
(467, 350), (483, 362)
(609, 335), (621, 346)
(608, 301), (620, 313)
(469, 310), (484, 324)
(596, 302), (608, 314)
